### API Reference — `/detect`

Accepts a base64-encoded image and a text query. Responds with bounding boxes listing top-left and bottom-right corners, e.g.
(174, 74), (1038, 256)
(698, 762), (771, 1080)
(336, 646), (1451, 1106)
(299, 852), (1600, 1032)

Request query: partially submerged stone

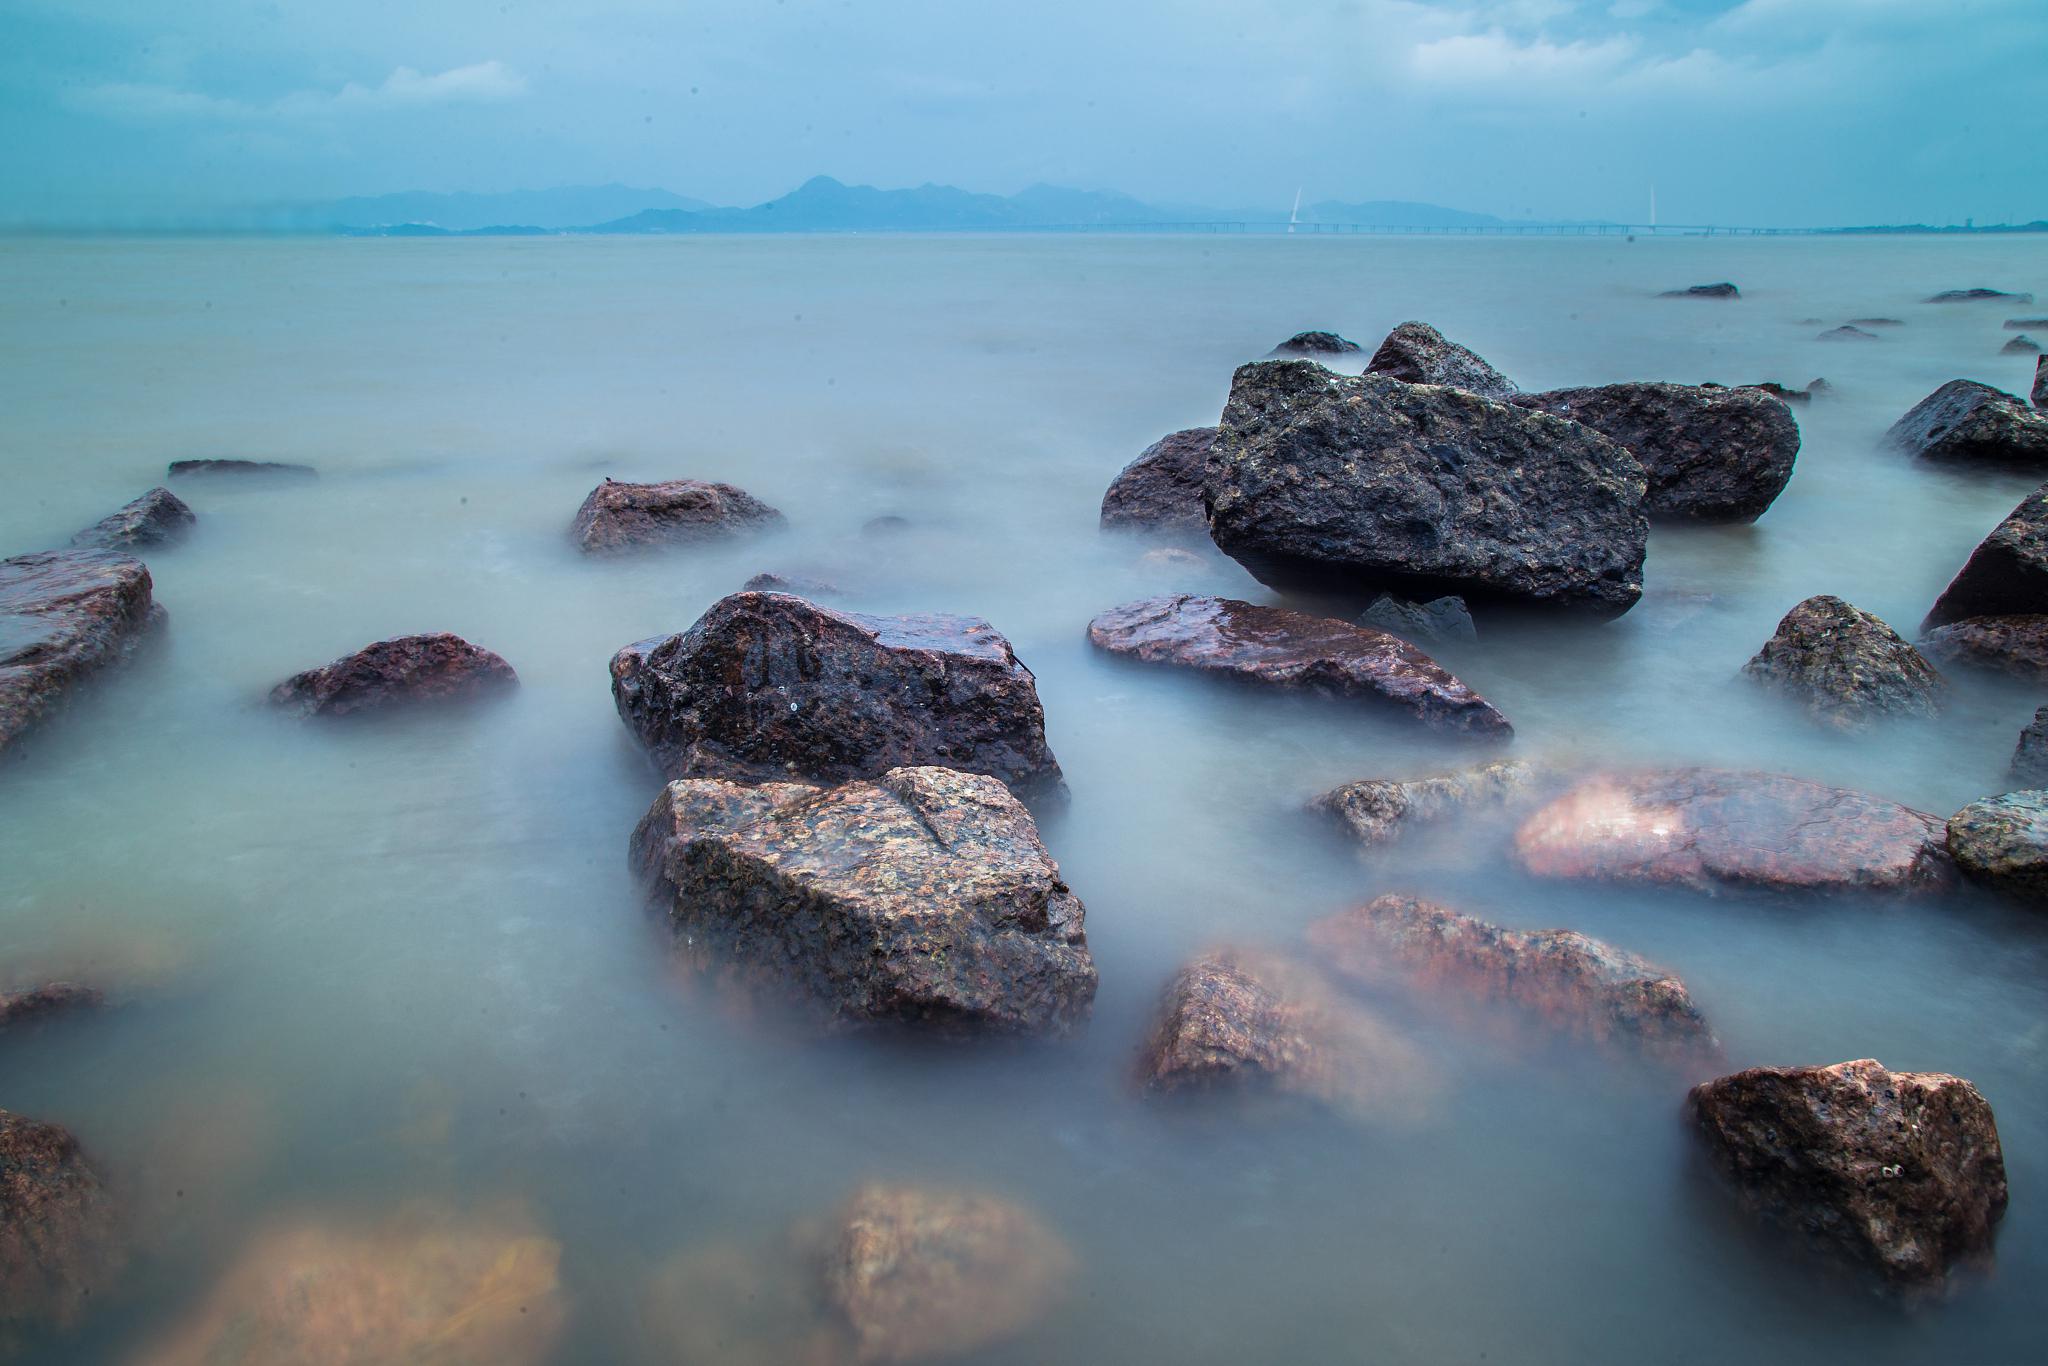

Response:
(571, 476), (784, 553)
(1363, 321), (1519, 400)
(1267, 330), (1361, 357)
(1920, 616), (2048, 680)
(1357, 593), (1476, 646)
(2003, 334), (2042, 356)
(1818, 325), (1879, 341)
(269, 632), (517, 718)
(0, 982), (102, 1032)
(1923, 484), (2048, 627)
(1098, 427), (1215, 534)
(1946, 791), (2048, 903)
(1688, 1059), (2007, 1292)
(1661, 282), (1738, 299)
(631, 766), (1095, 1035)
(1, 549), (164, 759)
(165, 459), (316, 480)
(743, 571), (846, 598)
(1927, 288), (2033, 303)
(0, 1111), (119, 1342)
(1885, 380), (2048, 467)
(2011, 707), (2048, 787)
(1311, 759), (1534, 850)
(70, 488), (194, 551)
(1086, 594), (1511, 736)
(1741, 595), (1942, 729)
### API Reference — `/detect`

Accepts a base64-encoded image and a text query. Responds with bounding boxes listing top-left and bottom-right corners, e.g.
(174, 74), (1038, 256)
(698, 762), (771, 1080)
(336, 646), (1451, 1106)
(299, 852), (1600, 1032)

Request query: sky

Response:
(3, 0), (2044, 228)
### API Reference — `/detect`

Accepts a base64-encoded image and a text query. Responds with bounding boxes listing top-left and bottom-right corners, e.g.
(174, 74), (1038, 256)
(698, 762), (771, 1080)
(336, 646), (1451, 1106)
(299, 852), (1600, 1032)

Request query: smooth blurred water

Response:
(2, 233), (2046, 1363)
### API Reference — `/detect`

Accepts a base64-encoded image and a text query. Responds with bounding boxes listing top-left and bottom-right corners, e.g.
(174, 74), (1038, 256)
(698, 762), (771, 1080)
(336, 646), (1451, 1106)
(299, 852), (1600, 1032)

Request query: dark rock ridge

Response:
(1514, 769), (1952, 895)
(0, 983), (102, 1031)
(1098, 427), (1216, 534)
(611, 591), (1064, 801)
(71, 488), (194, 551)
(1267, 330), (1361, 357)
(2012, 707), (2048, 786)
(1661, 283), (1738, 299)
(1927, 288), (2033, 303)
(1513, 382), (1799, 523)
(165, 459), (316, 480)
(630, 766), (1095, 1035)
(1312, 760), (1534, 850)
(1, 549), (164, 759)
(1086, 594), (1511, 736)
(2003, 334), (2041, 356)
(571, 477), (785, 554)
(1946, 791), (2048, 903)
(1688, 1059), (2007, 1291)
(1357, 593), (1476, 646)
(1306, 895), (1717, 1063)
(1741, 595), (1942, 730)
(1817, 325), (1879, 341)
(0, 1109), (119, 1339)
(269, 633), (517, 718)
(1363, 321), (1519, 400)
(1203, 361), (1646, 617)
(1920, 616), (2048, 680)
(1922, 484), (2048, 627)
(1886, 380), (2048, 467)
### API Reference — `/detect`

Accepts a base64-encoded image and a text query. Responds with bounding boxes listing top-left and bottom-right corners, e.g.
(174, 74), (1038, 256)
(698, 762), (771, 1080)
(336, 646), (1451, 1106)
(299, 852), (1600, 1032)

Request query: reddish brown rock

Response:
(0, 1110), (120, 1342)
(1688, 1060), (2007, 1291)
(1, 549), (164, 759)
(0, 983), (102, 1031)
(1741, 595), (1943, 729)
(1098, 427), (1215, 534)
(571, 476), (784, 554)
(71, 488), (194, 551)
(1513, 769), (1951, 894)
(269, 633), (517, 718)
(1311, 760), (1535, 850)
(1305, 895), (1717, 1063)
(1086, 594), (1510, 736)
(1923, 484), (2048, 628)
(1919, 615), (2048, 680)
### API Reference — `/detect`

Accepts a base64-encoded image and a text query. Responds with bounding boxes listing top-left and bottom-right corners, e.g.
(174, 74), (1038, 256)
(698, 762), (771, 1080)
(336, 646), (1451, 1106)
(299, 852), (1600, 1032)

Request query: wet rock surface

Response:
(1514, 769), (1952, 895)
(1946, 791), (2048, 903)
(1886, 380), (2048, 467)
(1305, 895), (1717, 1063)
(269, 632), (518, 718)
(1086, 594), (1511, 735)
(1661, 282), (1739, 299)
(165, 459), (316, 480)
(0, 1110), (119, 1342)
(571, 476), (785, 553)
(612, 591), (1065, 800)
(71, 488), (194, 551)
(1923, 484), (2048, 627)
(1363, 321), (1519, 400)
(1688, 1059), (2007, 1291)
(1312, 759), (1534, 850)
(631, 766), (1096, 1035)
(0, 982), (102, 1031)
(1741, 595), (1942, 729)
(1203, 361), (1646, 616)
(1357, 593), (1476, 646)
(1098, 427), (1216, 533)
(1513, 382), (1800, 522)
(1, 549), (164, 759)
(1267, 330), (1361, 357)
(2011, 707), (2048, 786)
(1919, 616), (2048, 679)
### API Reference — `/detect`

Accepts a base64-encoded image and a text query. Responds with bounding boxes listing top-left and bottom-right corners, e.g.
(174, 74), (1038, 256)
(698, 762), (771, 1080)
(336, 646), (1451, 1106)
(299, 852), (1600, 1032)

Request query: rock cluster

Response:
(1741, 595), (1942, 729)
(1, 549), (165, 759)
(572, 477), (784, 553)
(269, 633), (518, 718)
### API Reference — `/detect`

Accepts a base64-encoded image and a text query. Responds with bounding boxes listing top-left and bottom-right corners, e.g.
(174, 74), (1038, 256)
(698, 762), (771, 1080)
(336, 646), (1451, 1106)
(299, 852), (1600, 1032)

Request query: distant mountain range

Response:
(315, 185), (714, 231)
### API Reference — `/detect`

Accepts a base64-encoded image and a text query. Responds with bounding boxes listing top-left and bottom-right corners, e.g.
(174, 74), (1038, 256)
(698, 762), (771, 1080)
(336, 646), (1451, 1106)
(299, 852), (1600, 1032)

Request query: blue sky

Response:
(3, 0), (2044, 226)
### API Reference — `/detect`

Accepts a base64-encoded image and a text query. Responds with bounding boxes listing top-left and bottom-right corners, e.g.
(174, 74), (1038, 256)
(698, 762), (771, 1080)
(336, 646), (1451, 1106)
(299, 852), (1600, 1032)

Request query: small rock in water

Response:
(1805, 377), (1833, 397)
(1817, 325), (1879, 341)
(1927, 288), (2034, 303)
(861, 514), (913, 537)
(71, 488), (194, 551)
(1922, 483), (2048, 627)
(1847, 318), (1904, 327)
(1920, 616), (2048, 680)
(2003, 317), (2048, 330)
(571, 477), (784, 554)
(1688, 1059), (2007, 1292)
(1660, 282), (1739, 299)
(2012, 708), (2048, 786)
(1741, 595), (1942, 730)
(741, 571), (844, 598)
(2003, 334), (2042, 355)
(1947, 790), (2048, 903)
(0, 1109), (121, 1341)
(269, 633), (518, 718)
(1364, 321), (1519, 400)
(165, 459), (316, 480)
(1266, 330), (1362, 357)
(1886, 380), (2048, 468)
(1098, 427), (1215, 534)
(1, 549), (166, 759)
(1357, 593), (1476, 646)
(1311, 759), (1534, 850)
(0, 982), (102, 1032)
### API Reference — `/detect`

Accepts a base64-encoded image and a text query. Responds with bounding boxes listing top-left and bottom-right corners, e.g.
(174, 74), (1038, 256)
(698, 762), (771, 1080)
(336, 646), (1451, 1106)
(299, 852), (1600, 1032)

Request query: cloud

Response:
(71, 60), (530, 123)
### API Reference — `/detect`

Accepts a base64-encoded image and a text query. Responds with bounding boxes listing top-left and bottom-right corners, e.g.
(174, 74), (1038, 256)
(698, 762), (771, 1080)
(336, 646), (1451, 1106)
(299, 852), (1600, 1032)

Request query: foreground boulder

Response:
(1885, 380), (2048, 467)
(1946, 791), (2048, 903)
(1267, 330), (1360, 357)
(165, 459), (315, 480)
(1203, 362), (1646, 617)
(1363, 321), (1519, 400)
(1513, 382), (1799, 522)
(2013, 708), (2048, 786)
(631, 766), (1095, 1035)
(1661, 282), (1738, 299)
(1311, 759), (1534, 850)
(1357, 593), (1475, 646)
(1918, 616), (2048, 680)
(1306, 895), (1716, 1063)
(71, 488), (194, 551)
(269, 633), (517, 718)
(0, 1110), (119, 1342)
(1514, 769), (1951, 894)
(1098, 427), (1215, 534)
(1, 549), (164, 759)
(1922, 484), (2048, 627)
(1087, 595), (1510, 736)
(1688, 1059), (2006, 1291)
(571, 477), (784, 553)
(1741, 595), (1942, 729)
(612, 592), (1064, 801)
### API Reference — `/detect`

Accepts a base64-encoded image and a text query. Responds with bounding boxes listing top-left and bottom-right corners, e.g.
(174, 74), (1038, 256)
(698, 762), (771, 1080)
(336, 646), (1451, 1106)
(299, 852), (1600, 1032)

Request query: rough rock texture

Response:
(1927, 288), (2033, 303)
(1, 549), (164, 759)
(611, 592), (1064, 800)
(1311, 760), (1534, 850)
(165, 459), (316, 480)
(1818, 325), (1879, 342)
(1514, 769), (1952, 895)
(71, 488), (194, 551)
(1946, 791), (2048, 903)
(2011, 707), (2048, 787)
(1306, 895), (1717, 1063)
(2036, 355), (2047, 410)
(0, 983), (102, 1032)
(571, 477), (785, 553)
(1098, 427), (1216, 533)
(1133, 946), (1433, 1123)
(1363, 321), (1519, 400)
(2003, 335), (2042, 356)
(631, 766), (1095, 1035)
(1087, 595), (1510, 736)
(1203, 361), (1647, 617)
(1920, 616), (2048, 680)
(1357, 593), (1476, 646)
(0, 1110), (119, 1340)
(138, 1202), (565, 1366)
(1741, 595), (1943, 729)
(268, 633), (518, 718)
(1886, 380), (2048, 467)
(1688, 1059), (2007, 1291)
(1268, 330), (1361, 357)
(1662, 282), (1739, 299)
(1513, 382), (1800, 522)
(1923, 485), (2048, 627)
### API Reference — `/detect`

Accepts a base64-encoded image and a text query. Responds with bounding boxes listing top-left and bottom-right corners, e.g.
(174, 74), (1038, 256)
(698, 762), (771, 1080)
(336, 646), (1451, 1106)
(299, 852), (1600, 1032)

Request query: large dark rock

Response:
(1927, 288), (2033, 303)
(1267, 330), (1361, 357)
(1946, 791), (2048, 903)
(1, 549), (164, 759)
(1357, 593), (1476, 646)
(1203, 361), (1647, 617)
(1363, 321), (1519, 400)
(1086, 594), (1510, 736)
(1514, 769), (1952, 895)
(71, 489), (194, 551)
(630, 766), (1095, 1036)
(1311, 759), (1534, 850)
(1513, 382), (1800, 522)
(269, 633), (517, 718)
(0, 1110), (119, 1341)
(1661, 283), (1739, 299)
(1920, 616), (2048, 680)
(2011, 707), (2048, 786)
(0, 983), (102, 1032)
(571, 477), (785, 554)
(1306, 895), (1717, 1064)
(611, 592), (1064, 801)
(1098, 427), (1216, 534)
(165, 459), (316, 480)
(1741, 595), (1942, 729)
(1923, 484), (2048, 627)
(1688, 1059), (2007, 1291)
(1885, 380), (2048, 467)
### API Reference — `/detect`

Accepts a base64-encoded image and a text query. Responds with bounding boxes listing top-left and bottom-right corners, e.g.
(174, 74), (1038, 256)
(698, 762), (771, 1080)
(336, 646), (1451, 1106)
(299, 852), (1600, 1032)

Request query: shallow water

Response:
(2, 232), (2047, 1363)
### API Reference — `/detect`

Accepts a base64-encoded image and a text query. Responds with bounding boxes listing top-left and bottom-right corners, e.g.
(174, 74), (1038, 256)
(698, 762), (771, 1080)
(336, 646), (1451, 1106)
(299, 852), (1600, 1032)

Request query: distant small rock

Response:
(1098, 427), (1215, 534)
(1887, 380), (2048, 468)
(166, 459), (316, 480)
(2004, 317), (2048, 330)
(1927, 288), (2034, 304)
(1817, 325), (1879, 341)
(1364, 321), (1519, 400)
(1805, 377), (1833, 397)
(1921, 616), (2048, 680)
(1847, 318), (1904, 327)
(2011, 707), (2048, 787)
(1948, 790), (2048, 902)
(1357, 593), (1476, 646)
(1661, 283), (1738, 299)
(571, 477), (784, 554)
(1312, 759), (1534, 850)
(269, 633), (517, 718)
(1922, 483), (2048, 627)
(740, 571), (842, 598)
(71, 488), (194, 551)
(2003, 334), (2042, 356)
(1266, 330), (1361, 357)
(1741, 595), (1942, 730)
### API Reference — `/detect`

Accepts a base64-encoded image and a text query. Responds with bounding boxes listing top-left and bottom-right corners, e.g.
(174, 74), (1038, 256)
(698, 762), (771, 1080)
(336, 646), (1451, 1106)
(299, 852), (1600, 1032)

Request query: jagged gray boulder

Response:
(1886, 380), (2048, 467)
(1741, 595), (1942, 729)
(1357, 593), (1476, 646)
(1364, 322), (1518, 400)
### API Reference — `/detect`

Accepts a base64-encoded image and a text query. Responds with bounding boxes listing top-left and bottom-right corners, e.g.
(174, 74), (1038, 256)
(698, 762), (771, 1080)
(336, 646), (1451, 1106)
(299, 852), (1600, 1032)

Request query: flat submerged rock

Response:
(0, 549), (164, 759)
